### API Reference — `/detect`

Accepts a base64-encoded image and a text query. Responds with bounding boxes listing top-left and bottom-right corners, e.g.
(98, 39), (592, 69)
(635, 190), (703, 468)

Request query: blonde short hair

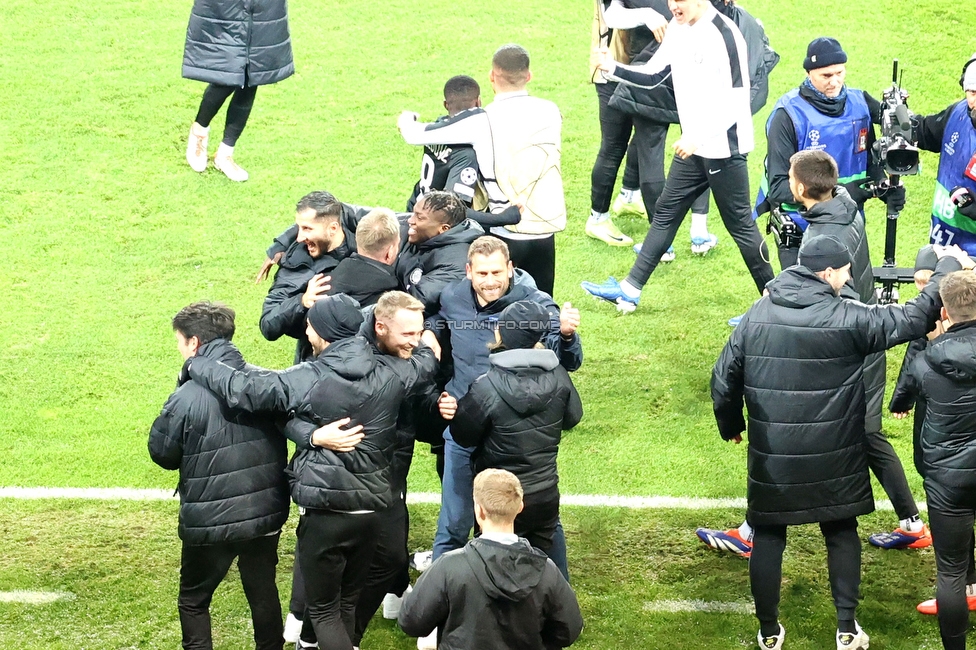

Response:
(356, 208), (401, 257)
(940, 271), (976, 323)
(467, 235), (510, 263)
(374, 291), (424, 323)
(473, 469), (523, 523)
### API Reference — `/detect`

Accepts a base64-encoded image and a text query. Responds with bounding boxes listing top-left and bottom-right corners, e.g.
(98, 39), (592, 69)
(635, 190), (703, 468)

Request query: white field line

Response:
(0, 487), (923, 511)
(643, 599), (755, 614)
(0, 591), (74, 604)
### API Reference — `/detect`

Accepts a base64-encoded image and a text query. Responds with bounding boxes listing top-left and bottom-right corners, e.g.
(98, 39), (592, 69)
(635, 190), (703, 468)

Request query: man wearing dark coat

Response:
(149, 301), (289, 650)
(182, 0), (294, 181)
(711, 235), (967, 650)
(398, 469), (583, 650)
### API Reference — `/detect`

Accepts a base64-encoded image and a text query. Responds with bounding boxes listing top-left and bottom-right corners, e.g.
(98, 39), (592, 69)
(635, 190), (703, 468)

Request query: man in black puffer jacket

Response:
(187, 292), (438, 650)
(149, 301), (289, 650)
(899, 271), (976, 650)
(449, 301), (583, 556)
(399, 469), (582, 650)
(260, 191), (362, 363)
(711, 235), (967, 649)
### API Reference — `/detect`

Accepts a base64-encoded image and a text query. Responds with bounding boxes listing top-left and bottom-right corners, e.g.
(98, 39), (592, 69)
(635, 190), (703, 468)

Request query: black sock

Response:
(837, 618), (856, 634)
(760, 621), (780, 637)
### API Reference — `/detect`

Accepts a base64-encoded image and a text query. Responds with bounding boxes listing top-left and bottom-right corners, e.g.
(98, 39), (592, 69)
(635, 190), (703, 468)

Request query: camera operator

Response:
(917, 54), (976, 253)
(757, 37), (905, 268)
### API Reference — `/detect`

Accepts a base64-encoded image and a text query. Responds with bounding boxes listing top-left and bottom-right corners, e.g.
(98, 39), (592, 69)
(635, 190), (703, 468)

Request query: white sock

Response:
(589, 209), (610, 224)
(738, 520), (754, 542)
(191, 122), (210, 135)
(690, 213), (708, 239)
(900, 515), (923, 533)
(216, 143), (234, 159)
(620, 188), (639, 203)
(619, 279), (641, 299)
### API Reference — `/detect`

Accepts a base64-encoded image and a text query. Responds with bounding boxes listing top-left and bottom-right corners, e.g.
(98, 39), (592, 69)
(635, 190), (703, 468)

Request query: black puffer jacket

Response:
(711, 258), (957, 525)
(398, 537), (583, 650)
(395, 219), (484, 317)
(907, 321), (976, 509)
(148, 339), (289, 545)
(187, 337), (434, 512)
(260, 211), (359, 363)
(451, 349), (583, 495)
(182, 0), (294, 87)
(803, 186), (885, 433)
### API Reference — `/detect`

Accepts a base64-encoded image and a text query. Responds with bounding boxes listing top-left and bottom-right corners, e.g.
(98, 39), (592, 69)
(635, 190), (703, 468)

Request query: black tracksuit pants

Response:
(751, 518), (860, 634)
(626, 153), (772, 293)
(591, 83), (640, 213)
(494, 232), (556, 298)
(178, 534), (284, 650)
(351, 493), (411, 646)
(927, 486), (976, 650)
(297, 510), (381, 650)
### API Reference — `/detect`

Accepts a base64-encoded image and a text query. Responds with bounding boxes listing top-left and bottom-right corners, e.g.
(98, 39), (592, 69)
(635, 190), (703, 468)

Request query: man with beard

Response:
(186, 292), (438, 650)
(429, 236), (581, 582)
(259, 191), (360, 362)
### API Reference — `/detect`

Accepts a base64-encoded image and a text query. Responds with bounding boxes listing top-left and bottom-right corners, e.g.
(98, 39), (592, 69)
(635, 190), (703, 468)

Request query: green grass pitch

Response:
(0, 0), (973, 647)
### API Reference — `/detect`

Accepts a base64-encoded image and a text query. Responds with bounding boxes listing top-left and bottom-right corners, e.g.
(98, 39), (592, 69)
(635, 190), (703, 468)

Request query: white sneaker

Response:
(836, 622), (869, 650)
(690, 233), (718, 255)
(412, 551), (433, 573)
(757, 624), (785, 650)
(283, 612), (302, 643)
(186, 122), (209, 172)
(214, 149), (249, 182)
(383, 585), (411, 619)
(417, 628), (437, 650)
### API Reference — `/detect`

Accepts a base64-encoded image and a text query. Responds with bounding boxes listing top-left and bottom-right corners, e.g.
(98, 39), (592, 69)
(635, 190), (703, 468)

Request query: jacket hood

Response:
(416, 219), (483, 252)
(179, 339), (245, 386)
(465, 538), (548, 603)
(926, 321), (976, 382)
(802, 186), (857, 227)
(766, 266), (837, 309)
(317, 336), (377, 380)
(486, 349), (560, 416)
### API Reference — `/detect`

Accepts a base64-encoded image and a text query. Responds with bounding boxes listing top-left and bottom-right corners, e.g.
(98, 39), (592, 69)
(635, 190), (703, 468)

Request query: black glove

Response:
(881, 184), (907, 213)
(951, 187), (976, 220)
(842, 179), (874, 205)
(959, 200), (976, 220)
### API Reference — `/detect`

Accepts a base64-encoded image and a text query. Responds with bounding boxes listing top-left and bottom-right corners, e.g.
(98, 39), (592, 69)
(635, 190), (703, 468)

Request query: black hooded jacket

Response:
(148, 339), (289, 545)
(186, 337), (435, 512)
(711, 258), (958, 525)
(904, 321), (976, 509)
(395, 219), (484, 317)
(802, 186), (886, 433)
(451, 349), (583, 495)
(398, 537), (583, 650)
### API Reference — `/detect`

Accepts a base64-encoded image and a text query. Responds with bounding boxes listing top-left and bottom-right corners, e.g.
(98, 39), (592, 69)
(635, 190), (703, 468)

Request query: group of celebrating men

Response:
(151, 41), (584, 650)
(146, 0), (976, 648)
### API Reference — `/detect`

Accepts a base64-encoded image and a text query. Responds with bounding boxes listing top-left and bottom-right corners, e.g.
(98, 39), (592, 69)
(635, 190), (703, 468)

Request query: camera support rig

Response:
(872, 59), (921, 304)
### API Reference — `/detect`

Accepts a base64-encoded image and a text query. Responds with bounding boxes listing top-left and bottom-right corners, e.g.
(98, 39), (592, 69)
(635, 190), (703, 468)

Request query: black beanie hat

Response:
(914, 245), (938, 273)
(803, 37), (847, 72)
(496, 301), (551, 351)
(307, 294), (363, 342)
(798, 235), (852, 272)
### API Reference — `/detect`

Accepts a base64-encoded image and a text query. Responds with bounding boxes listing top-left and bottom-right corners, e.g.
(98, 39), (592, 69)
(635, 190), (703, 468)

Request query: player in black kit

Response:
(406, 76), (485, 211)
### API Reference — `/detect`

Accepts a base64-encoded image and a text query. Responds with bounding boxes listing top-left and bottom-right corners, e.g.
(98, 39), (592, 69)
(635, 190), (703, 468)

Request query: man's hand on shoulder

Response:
(421, 330), (442, 361)
(934, 244), (976, 270)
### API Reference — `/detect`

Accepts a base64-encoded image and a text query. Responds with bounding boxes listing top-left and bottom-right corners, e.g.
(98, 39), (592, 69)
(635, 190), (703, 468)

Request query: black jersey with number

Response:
(406, 113), (484, 211)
